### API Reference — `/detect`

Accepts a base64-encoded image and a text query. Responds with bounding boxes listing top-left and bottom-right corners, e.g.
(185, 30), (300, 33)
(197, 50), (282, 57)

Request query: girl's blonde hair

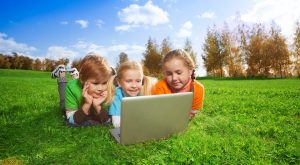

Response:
(163, 49), (196, 80)
(107, 61), (157, 96)
(79, 52), (114, 104)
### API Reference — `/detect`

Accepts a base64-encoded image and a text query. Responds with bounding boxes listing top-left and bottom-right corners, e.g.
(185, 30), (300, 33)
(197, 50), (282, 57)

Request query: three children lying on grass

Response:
(52, 49), (204, 127)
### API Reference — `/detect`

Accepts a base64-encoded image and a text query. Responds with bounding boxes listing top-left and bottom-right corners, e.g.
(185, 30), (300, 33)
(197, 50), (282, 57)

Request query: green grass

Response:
(0, 69), (299, 164)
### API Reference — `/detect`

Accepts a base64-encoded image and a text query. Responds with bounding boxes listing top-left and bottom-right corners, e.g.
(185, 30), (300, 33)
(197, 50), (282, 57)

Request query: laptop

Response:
(110, 92), (193, 145)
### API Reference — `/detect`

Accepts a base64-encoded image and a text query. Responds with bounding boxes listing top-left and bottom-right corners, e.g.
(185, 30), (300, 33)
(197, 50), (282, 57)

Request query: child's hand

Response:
(92, 91), (107, 113)
(82, 82), (93, 105)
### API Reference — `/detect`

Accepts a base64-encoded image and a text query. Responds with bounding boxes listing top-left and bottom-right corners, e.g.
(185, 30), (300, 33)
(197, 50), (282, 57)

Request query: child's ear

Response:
(188, 69), (193, 77)
(117, 79), (121, 86)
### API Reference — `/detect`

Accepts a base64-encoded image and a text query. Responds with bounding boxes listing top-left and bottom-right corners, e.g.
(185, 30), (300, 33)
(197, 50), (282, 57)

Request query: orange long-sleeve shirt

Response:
(152, 80), (204, 111)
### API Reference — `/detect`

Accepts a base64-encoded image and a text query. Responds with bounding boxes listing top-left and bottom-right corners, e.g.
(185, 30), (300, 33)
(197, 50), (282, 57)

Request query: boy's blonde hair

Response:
(163, 49), (196, 80)
(79, 52), (114, 104)
(107, 61), (157, 96)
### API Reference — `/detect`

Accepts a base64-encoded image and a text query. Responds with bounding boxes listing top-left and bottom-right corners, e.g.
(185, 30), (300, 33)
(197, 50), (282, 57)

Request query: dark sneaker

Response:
(51, 65), (66, 79)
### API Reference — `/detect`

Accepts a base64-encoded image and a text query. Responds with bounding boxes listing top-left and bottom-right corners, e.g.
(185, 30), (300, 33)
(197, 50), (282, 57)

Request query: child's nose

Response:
(96, 84), (105, 90)
(172, 74), (179, 80)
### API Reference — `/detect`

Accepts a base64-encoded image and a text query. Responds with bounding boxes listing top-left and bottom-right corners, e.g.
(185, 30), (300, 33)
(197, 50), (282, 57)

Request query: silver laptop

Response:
(110, 92), (193, 145)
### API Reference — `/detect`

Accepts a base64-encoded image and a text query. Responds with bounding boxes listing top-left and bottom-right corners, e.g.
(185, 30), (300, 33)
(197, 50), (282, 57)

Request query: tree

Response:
(246, 24), (267, 77)
(71, 58), (81, 69)
(21, 56), (33, 70)
(184, 38), (198, 69)
(0, 54), (11, 69)
(55, 58), (69, 67)
(10, 53), (19, 69)
(33, 58), (43, 70)
(115, 52), (129, 71)
(160, 37), (172, 57)
(43, 58), (56, 71)
(268, 23), (290, 78)
(202, 25), (230, 77)
(219, 24), (231, 77)
(202, 26), (221, 77)
(143, 37), (162, 76)
(293, 20), (300, 77)
(227, 47), (244, 77)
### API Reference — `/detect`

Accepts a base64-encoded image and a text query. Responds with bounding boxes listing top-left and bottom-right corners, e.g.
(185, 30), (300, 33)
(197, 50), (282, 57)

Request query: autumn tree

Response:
(184, 38), (198, 69)
(246, 24), (268, 77)
(218, 24), (231, 77)
(293, 20), (300, 77)
(20, 55), (33, 70)
(10, 53), (20, 69)
(0, 54), (11, 69)
(55, 58), (69, 67)
(160, 37), (172, 57)
(115, 52), (129, 71)
(268, 23), (290, 78)
(202, 25), (230, 77)
(71, 58), (82, 69)
(43, 58), (56, 71)
(143, 37), (161, 76)
(33, 58), (43, 70)
(202, 27), (221, 77)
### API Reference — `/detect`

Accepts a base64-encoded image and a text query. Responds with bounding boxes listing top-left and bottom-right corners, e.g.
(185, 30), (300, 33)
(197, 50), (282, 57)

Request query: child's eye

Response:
(165, 72), (172, 76)
(102, 81), (107, 85)
(176, 71), (182, 75)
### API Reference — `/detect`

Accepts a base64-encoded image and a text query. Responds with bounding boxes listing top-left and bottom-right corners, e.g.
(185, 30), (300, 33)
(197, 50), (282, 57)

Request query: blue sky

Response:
(1, 0), (299, 76)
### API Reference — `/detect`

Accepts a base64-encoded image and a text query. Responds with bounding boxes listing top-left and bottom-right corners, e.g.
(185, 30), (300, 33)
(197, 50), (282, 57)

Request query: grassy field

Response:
(0, 69), (299, 164)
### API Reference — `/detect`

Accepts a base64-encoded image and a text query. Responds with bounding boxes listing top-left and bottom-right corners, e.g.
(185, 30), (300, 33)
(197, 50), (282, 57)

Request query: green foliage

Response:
(0, 69), (299, 164)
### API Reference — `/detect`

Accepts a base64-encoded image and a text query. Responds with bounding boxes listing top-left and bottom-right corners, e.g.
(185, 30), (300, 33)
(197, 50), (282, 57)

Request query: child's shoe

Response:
(68, 68), (79, 79)
(51, 65), (66, 79)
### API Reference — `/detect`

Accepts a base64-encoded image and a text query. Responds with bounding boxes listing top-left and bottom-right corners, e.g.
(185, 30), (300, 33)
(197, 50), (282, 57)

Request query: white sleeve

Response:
(112, 116), (121, 128)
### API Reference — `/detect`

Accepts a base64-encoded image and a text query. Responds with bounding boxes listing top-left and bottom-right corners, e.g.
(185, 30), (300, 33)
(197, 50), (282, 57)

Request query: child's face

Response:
(118, 69), (143, 97)
(163, 58), (192, 91)
(86, 78), (108, 98)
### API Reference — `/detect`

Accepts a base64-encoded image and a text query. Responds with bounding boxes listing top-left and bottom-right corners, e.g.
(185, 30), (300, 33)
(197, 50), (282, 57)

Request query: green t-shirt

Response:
(64, 79), (109, 111)
(65, 79), (83, 110)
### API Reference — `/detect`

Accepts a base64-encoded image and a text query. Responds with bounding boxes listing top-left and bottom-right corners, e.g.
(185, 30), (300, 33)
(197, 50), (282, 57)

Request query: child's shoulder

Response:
(155, 79), (168, 87)
(67, 79), (81, 88)
(193, 80), (204, 91)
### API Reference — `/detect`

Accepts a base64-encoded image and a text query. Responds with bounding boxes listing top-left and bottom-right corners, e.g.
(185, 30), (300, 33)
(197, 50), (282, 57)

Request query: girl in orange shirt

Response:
(152, 49), (204, 118)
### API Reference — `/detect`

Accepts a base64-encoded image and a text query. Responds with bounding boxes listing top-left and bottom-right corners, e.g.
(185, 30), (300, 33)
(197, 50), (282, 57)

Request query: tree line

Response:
(202, 19), (300, 78)
(1, 19), (299, 78)
(0, 52), (69, 72)
(0, 38), (197, 78)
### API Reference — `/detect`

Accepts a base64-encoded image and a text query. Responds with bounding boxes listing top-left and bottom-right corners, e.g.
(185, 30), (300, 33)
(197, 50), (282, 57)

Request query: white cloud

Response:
(115, 25), (132, 31)
(46, 46), (79, 61)
(71, 40), (145, 66)
(197, 11), (216, 19)
(240, 0), (300, 40)
(75, 20), (89, 28)
(0, 32), (37, 55)
(116, 0), (169, 31)
(177, 21), (193, 38)
(115, 24), (140, 32)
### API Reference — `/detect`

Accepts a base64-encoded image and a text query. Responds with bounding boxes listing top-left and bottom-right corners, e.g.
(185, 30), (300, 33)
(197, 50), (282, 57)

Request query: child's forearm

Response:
(73, 109), (89, 124)
(72, 103), (91, 124)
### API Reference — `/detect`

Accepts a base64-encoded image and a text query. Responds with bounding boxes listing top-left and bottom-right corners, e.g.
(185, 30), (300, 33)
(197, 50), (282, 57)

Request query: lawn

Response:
(0, 69), (299, 164)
